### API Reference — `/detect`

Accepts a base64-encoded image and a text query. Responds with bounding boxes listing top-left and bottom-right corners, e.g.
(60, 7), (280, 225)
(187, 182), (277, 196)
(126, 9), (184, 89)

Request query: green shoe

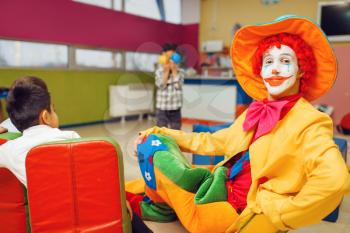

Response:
(140, 197), (177, 222)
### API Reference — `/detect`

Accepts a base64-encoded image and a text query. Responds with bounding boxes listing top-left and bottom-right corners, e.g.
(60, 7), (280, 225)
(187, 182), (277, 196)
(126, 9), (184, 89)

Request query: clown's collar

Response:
(243, 93), (302, 140)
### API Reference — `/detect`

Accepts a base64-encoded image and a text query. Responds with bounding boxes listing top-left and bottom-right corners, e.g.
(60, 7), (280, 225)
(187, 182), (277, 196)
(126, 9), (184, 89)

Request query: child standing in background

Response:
(155, 43), (185, 129)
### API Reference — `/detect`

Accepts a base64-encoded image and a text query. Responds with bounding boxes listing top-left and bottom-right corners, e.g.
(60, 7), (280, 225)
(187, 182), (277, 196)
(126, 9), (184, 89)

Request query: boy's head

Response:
(6, 76), (58, 132)
(162, 43), (177, 57)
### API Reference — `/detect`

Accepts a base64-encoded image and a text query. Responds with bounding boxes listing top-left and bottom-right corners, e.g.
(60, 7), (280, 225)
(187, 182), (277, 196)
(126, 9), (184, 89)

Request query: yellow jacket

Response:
(142, 98), (350, 230)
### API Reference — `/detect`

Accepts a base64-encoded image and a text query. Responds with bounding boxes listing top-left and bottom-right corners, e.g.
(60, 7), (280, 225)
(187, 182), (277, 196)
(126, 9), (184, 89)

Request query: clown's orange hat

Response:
(231, 15), (337, 101)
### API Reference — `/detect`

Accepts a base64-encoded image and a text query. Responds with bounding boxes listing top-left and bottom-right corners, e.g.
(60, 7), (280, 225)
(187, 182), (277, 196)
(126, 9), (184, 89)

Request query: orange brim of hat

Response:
(230, 16), (337, 101)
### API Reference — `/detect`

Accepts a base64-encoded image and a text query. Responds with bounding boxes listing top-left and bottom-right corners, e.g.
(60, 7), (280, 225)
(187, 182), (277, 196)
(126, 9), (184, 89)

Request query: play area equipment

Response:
(337, 113), (350, 135)
(0, 133), (131, 233)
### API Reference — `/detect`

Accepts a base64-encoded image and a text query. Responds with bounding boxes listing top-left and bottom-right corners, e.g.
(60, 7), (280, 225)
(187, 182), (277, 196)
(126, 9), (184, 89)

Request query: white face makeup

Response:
(260, 45), (300, 98)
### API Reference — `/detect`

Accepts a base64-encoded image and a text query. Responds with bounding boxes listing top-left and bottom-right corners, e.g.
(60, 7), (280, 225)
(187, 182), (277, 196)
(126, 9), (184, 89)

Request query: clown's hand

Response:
(133, 133), (146, 157)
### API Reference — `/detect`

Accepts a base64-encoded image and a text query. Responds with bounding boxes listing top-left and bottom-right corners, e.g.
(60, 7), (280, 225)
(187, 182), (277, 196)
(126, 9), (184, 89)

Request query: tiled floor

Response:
(70, 119), (350, 233)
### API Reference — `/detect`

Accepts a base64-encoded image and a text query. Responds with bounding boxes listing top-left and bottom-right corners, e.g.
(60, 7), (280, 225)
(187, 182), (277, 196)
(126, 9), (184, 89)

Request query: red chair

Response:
(0, 133), (27, 233)
(0, 135), (131, 233)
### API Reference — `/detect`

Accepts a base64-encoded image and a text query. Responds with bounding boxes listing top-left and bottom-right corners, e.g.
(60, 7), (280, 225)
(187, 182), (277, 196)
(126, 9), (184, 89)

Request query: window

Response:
(113, 0), (122, 11)
(126, 52), (158, 71)
(0, 40), (68, 67)
(73, 0), (112, 9)
(74, 0), (181, 23)
(75, 48), (122, 69)
(125, 0), (160, 20)
(164, 0), (181, 24)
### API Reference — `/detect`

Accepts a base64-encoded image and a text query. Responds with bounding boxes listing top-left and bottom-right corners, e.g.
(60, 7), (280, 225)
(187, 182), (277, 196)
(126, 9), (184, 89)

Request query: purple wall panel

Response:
(0, 0), (198, 56)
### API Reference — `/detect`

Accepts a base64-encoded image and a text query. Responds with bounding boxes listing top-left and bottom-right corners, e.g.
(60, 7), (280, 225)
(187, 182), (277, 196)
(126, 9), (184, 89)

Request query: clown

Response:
(129, 16), (350, 233)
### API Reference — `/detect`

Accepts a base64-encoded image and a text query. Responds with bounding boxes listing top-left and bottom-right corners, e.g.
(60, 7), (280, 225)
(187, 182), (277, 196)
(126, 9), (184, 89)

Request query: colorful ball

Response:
(158, 54), (169, 65)
(170, 53), (181, 64)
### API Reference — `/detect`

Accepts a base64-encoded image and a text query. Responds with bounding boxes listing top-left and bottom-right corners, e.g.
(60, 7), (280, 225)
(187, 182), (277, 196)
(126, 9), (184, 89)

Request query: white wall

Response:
(181, 0), (200, 24)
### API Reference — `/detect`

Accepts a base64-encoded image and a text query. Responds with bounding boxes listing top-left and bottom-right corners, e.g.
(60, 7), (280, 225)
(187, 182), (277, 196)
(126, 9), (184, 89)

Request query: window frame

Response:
(71, 46), (125, 70)
(0, 38), (69, 70)
(125, 51), (159, 72)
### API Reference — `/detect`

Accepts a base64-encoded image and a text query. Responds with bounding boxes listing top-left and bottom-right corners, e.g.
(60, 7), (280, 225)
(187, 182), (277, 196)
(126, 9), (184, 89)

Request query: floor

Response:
(70, 118), (350, 233)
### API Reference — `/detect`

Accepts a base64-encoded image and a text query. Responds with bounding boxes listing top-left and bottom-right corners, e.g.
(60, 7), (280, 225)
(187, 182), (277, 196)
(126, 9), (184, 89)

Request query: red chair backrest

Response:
(0, 137), (27, 233)
(25, 138), (131, 233)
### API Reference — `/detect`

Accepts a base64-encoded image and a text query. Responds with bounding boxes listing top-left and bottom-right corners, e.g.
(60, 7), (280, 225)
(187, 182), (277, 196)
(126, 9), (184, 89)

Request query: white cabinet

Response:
(182, 83), (236, 122)
(109, 84), (154, 118)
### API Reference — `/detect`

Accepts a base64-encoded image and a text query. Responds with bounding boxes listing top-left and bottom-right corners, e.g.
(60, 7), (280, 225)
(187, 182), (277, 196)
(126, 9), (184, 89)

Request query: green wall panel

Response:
(0, 69), (154, 125)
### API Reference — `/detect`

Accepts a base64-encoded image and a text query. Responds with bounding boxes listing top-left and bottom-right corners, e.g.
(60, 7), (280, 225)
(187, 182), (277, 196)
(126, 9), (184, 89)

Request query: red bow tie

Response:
(243, 99), (290, 140)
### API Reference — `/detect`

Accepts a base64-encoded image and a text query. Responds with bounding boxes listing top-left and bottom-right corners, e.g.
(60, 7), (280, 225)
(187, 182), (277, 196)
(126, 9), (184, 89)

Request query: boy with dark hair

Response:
(155, 43), (185, 129)
(0, 76), (152, 233)
(161, 43), (177, 53)
(7, 76), (56, 132)
(0, 76), (80, 186)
